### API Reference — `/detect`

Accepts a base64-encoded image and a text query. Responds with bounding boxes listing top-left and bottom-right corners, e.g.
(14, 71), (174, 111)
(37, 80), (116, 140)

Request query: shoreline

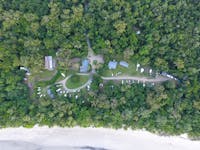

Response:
(0, 126), (199, 150)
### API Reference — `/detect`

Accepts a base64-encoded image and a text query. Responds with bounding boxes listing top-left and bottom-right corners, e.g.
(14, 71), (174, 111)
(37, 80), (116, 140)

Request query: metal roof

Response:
(119, 61), (129, 68)
(108, 61), (117, 69)
(80, 59), (89, 73)
(45, 56), (54, 70)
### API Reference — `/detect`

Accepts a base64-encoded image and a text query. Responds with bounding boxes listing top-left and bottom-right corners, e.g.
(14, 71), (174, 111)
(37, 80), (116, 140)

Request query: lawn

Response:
(33, 70), (57, 82)
(66, 74), (90, 89)
(36, 71), (63, 87)
(101, 61), (150, 77)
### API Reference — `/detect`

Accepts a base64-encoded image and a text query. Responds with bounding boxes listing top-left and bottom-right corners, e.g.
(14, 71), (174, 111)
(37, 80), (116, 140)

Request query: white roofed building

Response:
(45, 56), (55, 70)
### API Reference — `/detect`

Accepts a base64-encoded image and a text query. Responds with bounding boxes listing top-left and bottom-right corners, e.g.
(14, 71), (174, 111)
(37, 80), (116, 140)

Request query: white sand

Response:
(0, 126), (199, 150)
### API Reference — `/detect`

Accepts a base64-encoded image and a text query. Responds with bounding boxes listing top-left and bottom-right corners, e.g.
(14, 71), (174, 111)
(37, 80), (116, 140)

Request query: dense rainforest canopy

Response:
(0, 0), (199, 138)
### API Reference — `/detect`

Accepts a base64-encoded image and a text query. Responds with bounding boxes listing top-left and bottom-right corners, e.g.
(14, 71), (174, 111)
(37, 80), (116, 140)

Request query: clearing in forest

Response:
(65, 74), (90, 89)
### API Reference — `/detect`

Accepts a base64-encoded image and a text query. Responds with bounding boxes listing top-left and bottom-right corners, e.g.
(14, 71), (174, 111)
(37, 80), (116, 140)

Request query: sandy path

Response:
(86, 34), (104, 73)
(101, 75), (170, 83)
(0, 127), (199, 150)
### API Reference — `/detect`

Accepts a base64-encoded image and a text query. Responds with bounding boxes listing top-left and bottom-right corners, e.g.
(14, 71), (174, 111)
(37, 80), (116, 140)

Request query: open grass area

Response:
(66, 74), (90, 89)
(36, 70), (62, 87)
(33, 70), (57, 82)
(101, 61), (150, 77)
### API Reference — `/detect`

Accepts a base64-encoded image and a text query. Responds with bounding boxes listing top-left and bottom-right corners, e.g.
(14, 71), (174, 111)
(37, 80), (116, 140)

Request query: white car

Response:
(56, 88), (61, 92)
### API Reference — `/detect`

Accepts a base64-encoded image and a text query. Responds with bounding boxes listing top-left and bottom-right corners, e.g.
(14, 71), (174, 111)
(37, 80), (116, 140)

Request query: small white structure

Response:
(136, 30), (141, 35)
(99, 83), (104, 87)
(39, 94), (46, 97)
(121, 80), (124, 85)
(64, 94), (67, 97)
(87, 85), (90, 91)
(20, 66), (31, 75)
(167, 74), (174, 79)
(143, 82), (146, 87)
(149, 69), (152, 75)
(37, 87), (41, 90)
(61, 73), (66, 77)
(140, 68), (144, 73)
(75, 95), (78, 99)
(45, 56), (55, 70)
(174, 77), (178, 81)
(136, 63), (140, 71)
(161, 72), (177, 80)
(56, 84), (62, 87)
(20, 66), (29, 72)
(56, 88), (61, 92)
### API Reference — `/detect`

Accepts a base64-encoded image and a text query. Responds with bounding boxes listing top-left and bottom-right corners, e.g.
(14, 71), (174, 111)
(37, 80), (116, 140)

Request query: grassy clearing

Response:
(66, 74), (89, 89)
(101, 61), (149, 77)
(33, 70), (57, 82)
(36, 70), (62, 87)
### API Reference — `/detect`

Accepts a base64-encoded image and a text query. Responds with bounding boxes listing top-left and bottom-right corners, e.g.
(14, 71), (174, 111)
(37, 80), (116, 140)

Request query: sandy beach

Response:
(0, 126), (199, 150)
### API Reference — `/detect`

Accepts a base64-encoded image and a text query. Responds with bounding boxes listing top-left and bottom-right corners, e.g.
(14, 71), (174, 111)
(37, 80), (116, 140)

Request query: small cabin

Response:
(119, 61), (129, 68)
(45, 56), (55, 71)
(80, 59), (89, 73)
(108, 61), (117, 69)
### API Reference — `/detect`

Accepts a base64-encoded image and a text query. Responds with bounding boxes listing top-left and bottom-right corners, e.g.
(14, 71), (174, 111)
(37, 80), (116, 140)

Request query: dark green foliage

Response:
(0, 0), (199, 138)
